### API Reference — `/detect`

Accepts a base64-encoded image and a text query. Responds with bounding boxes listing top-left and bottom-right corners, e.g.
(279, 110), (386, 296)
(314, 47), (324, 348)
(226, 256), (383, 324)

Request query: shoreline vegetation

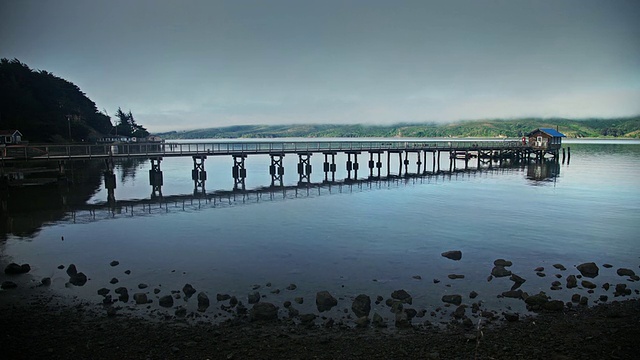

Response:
(155, 117), (640, 140)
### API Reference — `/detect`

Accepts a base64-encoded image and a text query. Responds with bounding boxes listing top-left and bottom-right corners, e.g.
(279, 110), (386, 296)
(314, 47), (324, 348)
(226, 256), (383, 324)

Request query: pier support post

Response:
(323, 152), (336, 183)
(149, 157), (163, 198)
(345, 151), (360, 181)
(297, 153), (312, 185)
(368, 151), (382, 179)
(270, 154), (285, 187)
(103, 158), (116, 204)
(192, 156), (207, 195)
(465, 151), (469, 170)
(232, 155), (247, 191)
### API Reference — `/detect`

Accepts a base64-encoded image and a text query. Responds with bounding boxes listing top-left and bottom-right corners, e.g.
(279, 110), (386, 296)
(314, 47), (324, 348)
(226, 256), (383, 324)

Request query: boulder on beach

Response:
(286, 283), (297, 290)
(182, 284), (196, 298)
(524, 292), (549, 308)
(109, 260), (119, 267)
(4, 263), (31, 275)
(441, 250), (462, 261)
(69, 272), (87, 286)
(97, 288), (110, 296)
(247, 292), (260, 304)
(197, 292), (210, 311)
(566, 275), (578, 288)
(491, 266), (512, 278)
(351, 294), (371, 318)
(441, 294), (462, 306)
(553, 264), (567, 271)
(391, 289), (413, 304)
(493, 259), (513, 267)
(66, 264), (78, 276)
(159, 295), (174, 308)
(250, 302), (278, 321)
(115, 287), (129, 302)
(577, 262), (599, 278)
(134, 293), (148, 305)
(448, 274), (465, 280)
(217, 293), (231, 301)
(372, 312), (386, 328)
(582, 280), (597, 289)
(316, 291), (338, 312)
(617, 268), (636, 277)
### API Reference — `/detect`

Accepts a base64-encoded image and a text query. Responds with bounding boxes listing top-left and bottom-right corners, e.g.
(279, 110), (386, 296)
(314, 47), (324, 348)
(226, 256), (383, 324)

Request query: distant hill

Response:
(156, 116), (640, 139)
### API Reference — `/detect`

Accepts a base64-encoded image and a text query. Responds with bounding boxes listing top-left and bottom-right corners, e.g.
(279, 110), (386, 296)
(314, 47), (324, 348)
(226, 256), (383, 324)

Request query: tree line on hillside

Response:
(157, 116), (640, 139)
(0, 58), (148, 143)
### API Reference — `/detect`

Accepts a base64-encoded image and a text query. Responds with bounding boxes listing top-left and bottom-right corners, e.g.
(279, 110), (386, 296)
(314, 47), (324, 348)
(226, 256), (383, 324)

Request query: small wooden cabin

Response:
(0, 130), (23, 144)
(526, 128), (565, 150)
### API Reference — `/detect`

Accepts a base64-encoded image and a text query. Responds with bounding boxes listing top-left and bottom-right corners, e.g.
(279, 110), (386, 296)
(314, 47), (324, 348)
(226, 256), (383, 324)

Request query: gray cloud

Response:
(1, 0), (639, 132)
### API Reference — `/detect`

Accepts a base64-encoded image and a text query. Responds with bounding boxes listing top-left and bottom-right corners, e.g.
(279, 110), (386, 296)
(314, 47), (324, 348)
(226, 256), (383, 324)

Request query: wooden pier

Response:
(1, 138), (566, 197)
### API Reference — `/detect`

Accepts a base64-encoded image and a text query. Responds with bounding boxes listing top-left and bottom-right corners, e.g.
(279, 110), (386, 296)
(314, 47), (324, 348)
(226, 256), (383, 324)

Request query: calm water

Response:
(1, 139), (639, 324)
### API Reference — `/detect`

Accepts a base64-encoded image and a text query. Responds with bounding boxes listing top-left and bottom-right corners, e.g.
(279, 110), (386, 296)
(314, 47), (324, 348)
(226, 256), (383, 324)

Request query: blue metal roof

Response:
(530, 128), (566, 137)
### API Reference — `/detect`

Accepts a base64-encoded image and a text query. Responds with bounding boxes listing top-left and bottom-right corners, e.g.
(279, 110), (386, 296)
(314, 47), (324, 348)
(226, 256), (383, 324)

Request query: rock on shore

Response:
(316, 291), (338, 312)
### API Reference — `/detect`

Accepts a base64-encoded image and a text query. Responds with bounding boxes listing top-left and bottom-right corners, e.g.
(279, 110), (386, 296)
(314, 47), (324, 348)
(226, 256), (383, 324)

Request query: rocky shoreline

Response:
(2, 252), (640, 358)
(1, 292), (639, 359)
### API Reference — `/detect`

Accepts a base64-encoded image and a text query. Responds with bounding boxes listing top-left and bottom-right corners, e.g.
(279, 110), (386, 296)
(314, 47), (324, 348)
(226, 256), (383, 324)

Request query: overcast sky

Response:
(1, 0), (639, 132)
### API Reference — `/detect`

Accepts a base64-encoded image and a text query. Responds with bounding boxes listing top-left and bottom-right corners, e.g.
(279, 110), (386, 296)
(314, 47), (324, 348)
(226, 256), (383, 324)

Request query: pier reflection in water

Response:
(1, 154), (560, 236)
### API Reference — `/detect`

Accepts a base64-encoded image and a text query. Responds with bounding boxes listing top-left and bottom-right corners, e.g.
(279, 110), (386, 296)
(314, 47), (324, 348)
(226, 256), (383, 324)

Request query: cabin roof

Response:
(0, 129), (22, 136)
(527, 128), (566, 138)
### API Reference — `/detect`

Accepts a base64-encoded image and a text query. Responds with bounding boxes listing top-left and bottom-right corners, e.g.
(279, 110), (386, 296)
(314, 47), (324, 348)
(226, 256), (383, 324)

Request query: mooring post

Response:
(416, 151), (422, 174)
(192, 155), (207, 195)
(567, 147), (571, 165)
(269, 154), (285, 187)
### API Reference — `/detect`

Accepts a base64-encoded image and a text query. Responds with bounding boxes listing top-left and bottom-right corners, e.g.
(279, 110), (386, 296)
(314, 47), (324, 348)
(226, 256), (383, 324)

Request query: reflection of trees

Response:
(0, 160), (105, 239)
(116, 158), (145, 183)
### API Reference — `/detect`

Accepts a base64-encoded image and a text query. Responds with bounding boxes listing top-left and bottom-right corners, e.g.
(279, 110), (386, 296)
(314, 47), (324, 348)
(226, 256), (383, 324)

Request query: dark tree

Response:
(0, 58), (149, 143)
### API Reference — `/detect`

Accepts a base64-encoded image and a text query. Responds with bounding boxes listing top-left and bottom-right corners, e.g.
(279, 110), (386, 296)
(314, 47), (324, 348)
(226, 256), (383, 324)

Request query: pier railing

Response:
(1, 139), (526, 162)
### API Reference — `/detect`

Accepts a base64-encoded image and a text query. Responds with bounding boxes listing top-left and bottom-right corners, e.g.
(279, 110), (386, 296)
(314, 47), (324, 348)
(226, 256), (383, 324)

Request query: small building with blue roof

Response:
(526, 128), (566, 151)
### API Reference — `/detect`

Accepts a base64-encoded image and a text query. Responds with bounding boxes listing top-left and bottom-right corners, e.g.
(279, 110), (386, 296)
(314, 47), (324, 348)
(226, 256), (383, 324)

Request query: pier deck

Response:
(2, 139), (527, 162)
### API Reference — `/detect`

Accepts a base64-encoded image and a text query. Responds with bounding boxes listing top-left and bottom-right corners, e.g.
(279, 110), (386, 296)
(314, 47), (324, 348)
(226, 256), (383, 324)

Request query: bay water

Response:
(1, 139), (639, 324)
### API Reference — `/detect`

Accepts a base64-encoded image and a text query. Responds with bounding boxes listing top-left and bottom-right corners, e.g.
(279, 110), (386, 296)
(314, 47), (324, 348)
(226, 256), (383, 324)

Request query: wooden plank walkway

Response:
(1, 139), (527, 162)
